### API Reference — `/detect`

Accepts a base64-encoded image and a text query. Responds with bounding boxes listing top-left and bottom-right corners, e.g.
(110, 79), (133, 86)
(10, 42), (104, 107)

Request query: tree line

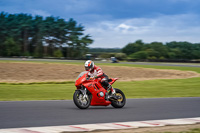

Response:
(89, 48), (121, 53)
(0, 12), (93, 58)
(1, 12), (199, 61)
(122, 40), (200, 60)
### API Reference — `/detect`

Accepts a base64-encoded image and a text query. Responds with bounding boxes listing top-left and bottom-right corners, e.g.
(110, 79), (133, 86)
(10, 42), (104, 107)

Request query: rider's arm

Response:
(87, 72), (96, 80)
(96, 67), (103, 78)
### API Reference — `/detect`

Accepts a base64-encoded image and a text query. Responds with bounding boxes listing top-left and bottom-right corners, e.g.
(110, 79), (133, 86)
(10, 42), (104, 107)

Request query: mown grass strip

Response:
(163, 128), (200, 133)
(0, 77), (200, 101)
(0, 59), (84, 65)
(0, 81), (75, 85)
(0, 84), (75, 101)
(113, 77), (200, 98)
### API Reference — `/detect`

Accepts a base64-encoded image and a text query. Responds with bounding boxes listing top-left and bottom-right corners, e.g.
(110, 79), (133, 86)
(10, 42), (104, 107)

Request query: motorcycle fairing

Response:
(83, 81), (111, 106)
(109, 78), (118, 85)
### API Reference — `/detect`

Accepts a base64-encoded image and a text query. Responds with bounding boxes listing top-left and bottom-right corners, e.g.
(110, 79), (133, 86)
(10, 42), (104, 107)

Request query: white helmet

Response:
(84, 60), (94, 71)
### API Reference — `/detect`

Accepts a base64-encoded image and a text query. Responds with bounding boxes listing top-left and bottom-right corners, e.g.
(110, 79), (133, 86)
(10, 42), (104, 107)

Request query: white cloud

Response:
(85, 13), (200, 48)
(117, 24), (131, 30)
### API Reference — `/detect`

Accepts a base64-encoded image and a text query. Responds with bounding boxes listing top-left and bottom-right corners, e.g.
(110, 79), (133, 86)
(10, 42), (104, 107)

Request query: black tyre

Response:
(73, 90), (91, 109)
(111, 88), (126, 108)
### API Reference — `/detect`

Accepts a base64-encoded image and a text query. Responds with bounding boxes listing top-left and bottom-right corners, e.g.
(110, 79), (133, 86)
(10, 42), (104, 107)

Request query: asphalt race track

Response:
(0, 98), (200, 129)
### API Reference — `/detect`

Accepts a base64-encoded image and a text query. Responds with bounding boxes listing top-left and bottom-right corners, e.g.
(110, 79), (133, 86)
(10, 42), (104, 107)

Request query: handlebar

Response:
(86, 75), (101, 82)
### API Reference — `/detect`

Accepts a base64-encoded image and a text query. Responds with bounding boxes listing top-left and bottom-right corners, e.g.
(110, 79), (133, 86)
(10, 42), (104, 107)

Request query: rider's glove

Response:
(89, 76), (98, 80)
(89, 77), (94, 80)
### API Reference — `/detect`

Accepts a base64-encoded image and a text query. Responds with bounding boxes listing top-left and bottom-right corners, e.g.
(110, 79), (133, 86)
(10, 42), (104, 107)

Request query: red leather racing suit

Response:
(88, 65), (114, 94)
(88, 65), (108, 82)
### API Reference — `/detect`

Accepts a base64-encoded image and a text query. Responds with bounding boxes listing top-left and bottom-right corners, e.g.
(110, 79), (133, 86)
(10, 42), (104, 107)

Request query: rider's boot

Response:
(107, 84), (116, 100)
(110, 87), (116, 95)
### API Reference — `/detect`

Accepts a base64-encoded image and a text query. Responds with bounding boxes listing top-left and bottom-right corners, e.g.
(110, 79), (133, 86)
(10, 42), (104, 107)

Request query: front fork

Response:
(79, 87), (88, 99)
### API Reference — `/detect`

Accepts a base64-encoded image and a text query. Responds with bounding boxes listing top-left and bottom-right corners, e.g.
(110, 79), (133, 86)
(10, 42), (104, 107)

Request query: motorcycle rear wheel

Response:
(111, 88), (126, 108)
(73, 90), (91, 109)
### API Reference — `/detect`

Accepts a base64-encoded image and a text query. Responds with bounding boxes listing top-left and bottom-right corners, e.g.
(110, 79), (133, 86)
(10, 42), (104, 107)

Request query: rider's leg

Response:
(101, 79), (115, 95)
(109, 84), (115, 95)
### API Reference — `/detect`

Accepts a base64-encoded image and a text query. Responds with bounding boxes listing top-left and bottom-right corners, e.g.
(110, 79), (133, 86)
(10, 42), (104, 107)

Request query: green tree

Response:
(129, 51), (148, 59)
(145, 49), (160, 59)
(0, 12), (93, 58)
(4, 37), (20, 56)
(31, 16), (44, 56)
(53, 49), (63, 58)
(145, 42), (168, 58)
(122, 40), (144, 55)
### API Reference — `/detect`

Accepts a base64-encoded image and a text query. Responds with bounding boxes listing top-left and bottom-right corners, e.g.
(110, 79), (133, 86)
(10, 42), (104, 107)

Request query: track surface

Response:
(1, 58), (200, 67)
(0, 98), (200, 129)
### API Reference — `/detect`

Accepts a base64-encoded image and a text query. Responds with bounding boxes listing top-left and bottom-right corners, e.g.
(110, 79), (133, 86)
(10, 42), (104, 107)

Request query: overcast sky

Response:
(0, 0), (200, 48)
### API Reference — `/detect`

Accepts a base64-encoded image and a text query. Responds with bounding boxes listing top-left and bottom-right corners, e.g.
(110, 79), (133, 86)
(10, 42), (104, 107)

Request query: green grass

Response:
(1, 78), (200, 101)
(113, 77), (200, 98)
(162, 128), (200, 133)
(0, 60), (200, 101)
(0, 84), (74, 101)
(0, 59), (84, 65)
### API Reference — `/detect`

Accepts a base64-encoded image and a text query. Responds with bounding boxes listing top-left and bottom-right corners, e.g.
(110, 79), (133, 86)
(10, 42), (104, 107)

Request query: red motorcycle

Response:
(73, 71), (126, 109)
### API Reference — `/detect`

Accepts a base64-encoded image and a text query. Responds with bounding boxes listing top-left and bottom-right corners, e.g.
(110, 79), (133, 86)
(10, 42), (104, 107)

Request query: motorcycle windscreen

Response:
(75, 71), (88, 86)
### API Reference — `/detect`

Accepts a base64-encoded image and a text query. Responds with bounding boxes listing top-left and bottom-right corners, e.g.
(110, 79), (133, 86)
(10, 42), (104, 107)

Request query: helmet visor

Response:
(85, 66), (89, 71)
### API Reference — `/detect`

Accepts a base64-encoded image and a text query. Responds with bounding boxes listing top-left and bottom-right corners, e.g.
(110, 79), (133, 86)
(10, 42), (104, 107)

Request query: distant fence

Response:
(127, 59), (200, 63)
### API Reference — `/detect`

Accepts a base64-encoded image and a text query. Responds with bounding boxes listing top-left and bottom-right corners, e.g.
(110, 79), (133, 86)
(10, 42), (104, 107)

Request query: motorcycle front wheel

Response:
(111, 88), (126, 108)
(73, 90), (91, 109)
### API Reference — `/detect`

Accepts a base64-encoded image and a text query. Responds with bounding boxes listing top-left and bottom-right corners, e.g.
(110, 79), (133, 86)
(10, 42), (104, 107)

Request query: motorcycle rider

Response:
(84, 60), (115, 98)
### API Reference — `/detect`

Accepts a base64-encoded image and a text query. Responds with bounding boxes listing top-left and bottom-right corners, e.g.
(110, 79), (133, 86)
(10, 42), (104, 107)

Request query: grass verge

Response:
(0, 77), (200, 101)
(167, 128), (200, 133)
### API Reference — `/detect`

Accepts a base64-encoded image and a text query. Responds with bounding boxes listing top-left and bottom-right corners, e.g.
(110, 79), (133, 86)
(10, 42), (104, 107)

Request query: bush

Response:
(147, 56), (157, 59)
(53, 50), (63, 58)
(159, 56), (165, 59)
(115, 53), (127, 60)
(99, 53), (115, 59)
(129, 51), (148, 59)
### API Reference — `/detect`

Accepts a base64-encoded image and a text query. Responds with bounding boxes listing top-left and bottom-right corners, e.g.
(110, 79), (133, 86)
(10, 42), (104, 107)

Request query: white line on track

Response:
(0, 117), (200, 133)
